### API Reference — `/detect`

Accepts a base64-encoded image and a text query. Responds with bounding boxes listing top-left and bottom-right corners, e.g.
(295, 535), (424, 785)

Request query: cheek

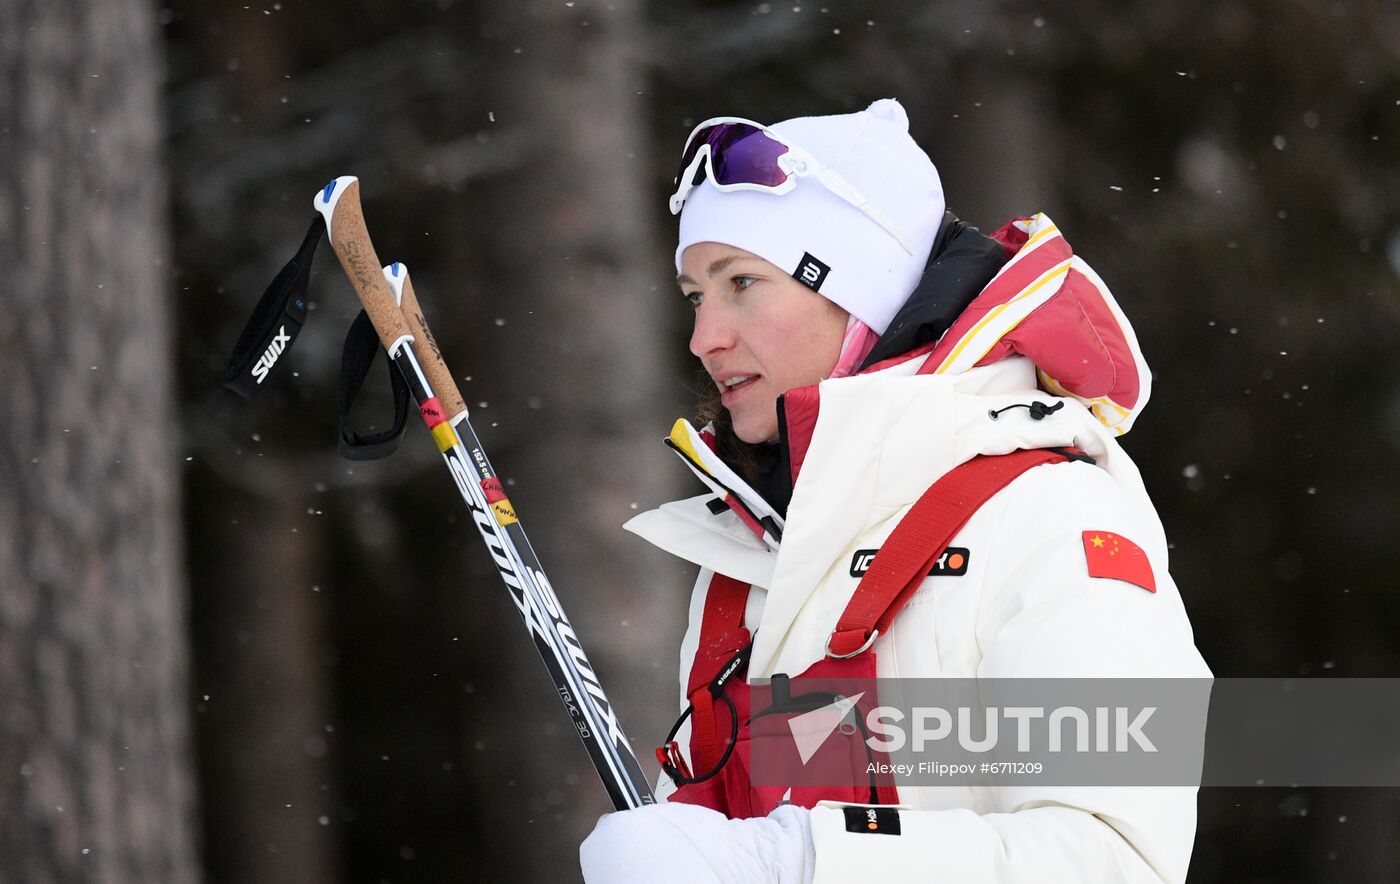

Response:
(736, 288), (847, 382)
(808, 306), (848, 373)
(773, 319), (841, 385)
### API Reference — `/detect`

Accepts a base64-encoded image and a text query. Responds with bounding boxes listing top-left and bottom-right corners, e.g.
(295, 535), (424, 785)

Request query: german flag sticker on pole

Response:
(481, 477), (519, 527)
(1082, 531), (1156, 593)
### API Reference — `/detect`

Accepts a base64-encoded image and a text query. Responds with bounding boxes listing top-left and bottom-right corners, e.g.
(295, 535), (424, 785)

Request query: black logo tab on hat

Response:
(793, 253), (830, 291)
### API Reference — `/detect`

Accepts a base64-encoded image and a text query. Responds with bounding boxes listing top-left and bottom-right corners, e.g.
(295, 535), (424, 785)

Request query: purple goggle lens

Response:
(669, 117), (915, 253)
(674, 122), (791, 195)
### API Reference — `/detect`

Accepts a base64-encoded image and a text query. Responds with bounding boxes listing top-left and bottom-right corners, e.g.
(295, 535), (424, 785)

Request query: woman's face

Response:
(679, 241), (848, 444)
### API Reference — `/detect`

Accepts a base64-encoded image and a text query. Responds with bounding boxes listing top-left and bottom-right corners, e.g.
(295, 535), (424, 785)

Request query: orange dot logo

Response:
(947, 553), (965, 570)
(867, 821), (878, 830)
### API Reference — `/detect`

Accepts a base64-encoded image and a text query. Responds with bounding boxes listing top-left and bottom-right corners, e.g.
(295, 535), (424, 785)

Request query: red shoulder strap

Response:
(687, 573), (752, 695)
(685, 573), (752, 773)
(826, 448), (1070, 658)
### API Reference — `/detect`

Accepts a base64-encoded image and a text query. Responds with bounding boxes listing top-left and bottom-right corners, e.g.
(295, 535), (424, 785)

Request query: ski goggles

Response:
(668, 117), (915, 255)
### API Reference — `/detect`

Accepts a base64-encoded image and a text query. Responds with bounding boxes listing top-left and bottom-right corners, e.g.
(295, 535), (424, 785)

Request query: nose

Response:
(688, 296), (737, 360)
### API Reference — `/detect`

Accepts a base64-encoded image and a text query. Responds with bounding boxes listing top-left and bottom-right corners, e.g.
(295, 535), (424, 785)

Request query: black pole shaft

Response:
(387, 340), (656, 811)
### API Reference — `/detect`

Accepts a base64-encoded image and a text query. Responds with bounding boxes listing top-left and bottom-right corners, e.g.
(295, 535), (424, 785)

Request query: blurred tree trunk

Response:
(475, 0), (682, 876)
(170, 6), (345, 883)
(189, 475), (341, 884)
(0, 1), (200, 882)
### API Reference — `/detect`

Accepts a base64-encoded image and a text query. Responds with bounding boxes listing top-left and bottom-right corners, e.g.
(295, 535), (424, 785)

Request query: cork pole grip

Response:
(396, 269), (468, 421)
(314, 177), (412, 352)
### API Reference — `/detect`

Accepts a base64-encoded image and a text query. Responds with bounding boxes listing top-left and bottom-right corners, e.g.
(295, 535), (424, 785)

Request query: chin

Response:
(731, 416), (778, 445)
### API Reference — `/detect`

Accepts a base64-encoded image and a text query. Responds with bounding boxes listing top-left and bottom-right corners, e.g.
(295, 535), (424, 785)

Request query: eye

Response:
(733, 275), (757, 292)
(682, 290), (703, 308)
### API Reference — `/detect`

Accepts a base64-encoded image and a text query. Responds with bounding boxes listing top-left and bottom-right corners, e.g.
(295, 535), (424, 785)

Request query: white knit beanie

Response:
(674, 98), (944, 336)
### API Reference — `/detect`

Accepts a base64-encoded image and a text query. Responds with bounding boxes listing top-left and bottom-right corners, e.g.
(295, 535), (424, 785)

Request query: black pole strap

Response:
(222, 215), (323, 398)
(223, 213), (409, 461)
(338, 309), (410, 460)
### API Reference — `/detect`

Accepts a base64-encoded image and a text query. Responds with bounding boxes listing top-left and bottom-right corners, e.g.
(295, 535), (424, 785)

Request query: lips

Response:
(717, 374), (760, 406)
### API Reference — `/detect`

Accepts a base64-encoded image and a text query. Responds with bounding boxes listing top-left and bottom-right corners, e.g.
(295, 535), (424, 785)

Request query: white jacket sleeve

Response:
(808, 461), (1212, 884)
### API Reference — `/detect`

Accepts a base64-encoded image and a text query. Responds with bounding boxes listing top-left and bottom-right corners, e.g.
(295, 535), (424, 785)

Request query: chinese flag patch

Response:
(1082, 531), (1156, 593)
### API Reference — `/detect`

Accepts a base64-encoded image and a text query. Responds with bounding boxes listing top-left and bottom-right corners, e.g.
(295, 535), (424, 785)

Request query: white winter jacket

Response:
(625, 215), (1213, 883)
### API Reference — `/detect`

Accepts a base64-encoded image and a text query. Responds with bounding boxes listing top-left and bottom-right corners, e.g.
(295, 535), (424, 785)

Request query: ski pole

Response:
(313, 176), (655, 811)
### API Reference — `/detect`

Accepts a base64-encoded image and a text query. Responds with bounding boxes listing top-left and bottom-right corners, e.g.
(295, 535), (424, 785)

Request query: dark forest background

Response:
(3, 0), (1399, 881)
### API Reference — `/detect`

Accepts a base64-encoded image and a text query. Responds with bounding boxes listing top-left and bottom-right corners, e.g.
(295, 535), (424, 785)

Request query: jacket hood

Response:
(919, 213), (1150, 436)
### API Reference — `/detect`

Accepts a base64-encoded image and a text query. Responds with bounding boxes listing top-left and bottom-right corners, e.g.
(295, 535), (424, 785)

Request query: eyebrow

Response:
(676, 255), (744, 287)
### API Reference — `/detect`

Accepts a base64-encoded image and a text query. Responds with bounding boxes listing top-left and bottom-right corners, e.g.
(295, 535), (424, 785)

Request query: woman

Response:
(581, 99), (1211, 883)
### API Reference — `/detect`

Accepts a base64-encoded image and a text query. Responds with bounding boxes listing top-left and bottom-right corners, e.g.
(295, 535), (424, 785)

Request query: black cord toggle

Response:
(988, 400), (1065, 421)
